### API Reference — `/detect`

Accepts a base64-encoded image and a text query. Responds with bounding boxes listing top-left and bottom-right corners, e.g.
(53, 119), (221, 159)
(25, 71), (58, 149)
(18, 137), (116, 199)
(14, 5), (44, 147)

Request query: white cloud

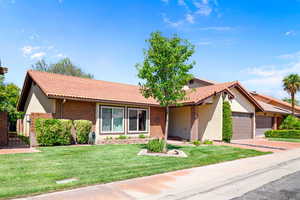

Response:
(185, 13), (195, 24)
(21, 46), (40, 56)
(242, 60), (300, 98)
(29, 33), (40, 40)
(278, 51), (300, 60)
(162, 14), (183, 27)
(30, 52), (46, 60)
(194, 0), (213, 16)
(285, 30), (296, 36)
(199, 26), (232, 31)
(56, 53), (65, 58)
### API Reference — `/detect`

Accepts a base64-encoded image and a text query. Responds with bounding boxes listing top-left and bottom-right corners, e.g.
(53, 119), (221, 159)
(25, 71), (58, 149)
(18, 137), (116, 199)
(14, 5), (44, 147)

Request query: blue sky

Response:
(1, 0), (300, 99)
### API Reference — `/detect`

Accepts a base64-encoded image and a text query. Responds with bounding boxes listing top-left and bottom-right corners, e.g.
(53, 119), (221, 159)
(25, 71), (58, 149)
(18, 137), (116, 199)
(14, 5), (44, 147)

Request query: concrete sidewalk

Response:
(17, 148), (300, 200)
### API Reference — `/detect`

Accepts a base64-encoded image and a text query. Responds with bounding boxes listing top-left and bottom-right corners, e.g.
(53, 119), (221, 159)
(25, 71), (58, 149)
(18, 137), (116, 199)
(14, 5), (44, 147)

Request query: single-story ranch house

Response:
(17, 70), (296, 144)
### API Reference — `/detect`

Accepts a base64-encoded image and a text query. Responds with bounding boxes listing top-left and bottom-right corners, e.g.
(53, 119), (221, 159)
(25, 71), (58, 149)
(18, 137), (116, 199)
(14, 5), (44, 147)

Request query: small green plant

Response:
(105, 136), (113, 140)
(223, 101), (233, 142)
(191, 140), (201, 146)
(139, 134), (146, 139)
(117, 135), (127, 140)
(17, 135), (29, 145)
(146, 139), (165, 152)
(203, 139), (213, 145)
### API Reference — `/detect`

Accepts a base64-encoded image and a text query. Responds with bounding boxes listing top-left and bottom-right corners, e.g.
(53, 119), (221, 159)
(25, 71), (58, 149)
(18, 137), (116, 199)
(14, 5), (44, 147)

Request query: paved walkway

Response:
(223, 138), (300, 152)
(0, 147), (40, 154)
(16, 147), (300, 200)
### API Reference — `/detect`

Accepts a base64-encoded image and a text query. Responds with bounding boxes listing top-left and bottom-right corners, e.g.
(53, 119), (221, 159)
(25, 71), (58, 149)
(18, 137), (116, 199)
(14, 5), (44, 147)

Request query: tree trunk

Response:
(163, 106), (169, 153)
(292, 92), (295, 116)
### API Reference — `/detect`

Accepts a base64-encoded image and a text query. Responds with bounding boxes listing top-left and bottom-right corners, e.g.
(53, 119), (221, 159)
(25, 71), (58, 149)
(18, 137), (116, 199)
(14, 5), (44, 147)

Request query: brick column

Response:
(272, 116), (278, 130)
(190, 106), (199, 141)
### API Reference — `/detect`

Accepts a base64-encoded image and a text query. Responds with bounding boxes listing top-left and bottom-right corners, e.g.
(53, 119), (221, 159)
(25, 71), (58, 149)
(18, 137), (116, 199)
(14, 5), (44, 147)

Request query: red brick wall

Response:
(0, 112), (8, 146)
(55, 100), (96, 131)
(30, 113), (53, 147)
(150, 107), (165, 138)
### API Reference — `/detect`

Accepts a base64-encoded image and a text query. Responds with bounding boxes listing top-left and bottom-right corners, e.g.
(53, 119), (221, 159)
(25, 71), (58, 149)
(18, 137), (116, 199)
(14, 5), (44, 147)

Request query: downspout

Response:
(60, 99), (66, 119)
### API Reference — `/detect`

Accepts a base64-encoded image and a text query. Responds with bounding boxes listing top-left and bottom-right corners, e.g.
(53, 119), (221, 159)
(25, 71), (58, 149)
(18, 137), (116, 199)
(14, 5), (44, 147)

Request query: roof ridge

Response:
(28, 70), (140, 88)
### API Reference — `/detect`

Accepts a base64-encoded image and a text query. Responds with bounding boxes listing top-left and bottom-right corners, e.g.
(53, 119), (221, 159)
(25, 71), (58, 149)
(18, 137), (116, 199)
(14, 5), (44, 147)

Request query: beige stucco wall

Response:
(23, 83), (55, 135)
(169, 106), (191, 140)
(229, 88), (255, 113)
(198, 94), (223, 141)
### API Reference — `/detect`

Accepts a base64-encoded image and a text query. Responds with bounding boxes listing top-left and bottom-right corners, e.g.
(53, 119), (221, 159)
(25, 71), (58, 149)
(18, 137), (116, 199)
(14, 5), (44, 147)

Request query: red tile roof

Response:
(17, 70), (263, 111)
(251, 92), (300, 113)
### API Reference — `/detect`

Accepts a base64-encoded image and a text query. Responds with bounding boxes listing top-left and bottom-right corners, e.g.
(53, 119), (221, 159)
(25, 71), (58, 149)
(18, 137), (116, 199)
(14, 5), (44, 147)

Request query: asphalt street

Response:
(232, 171), (300, 200)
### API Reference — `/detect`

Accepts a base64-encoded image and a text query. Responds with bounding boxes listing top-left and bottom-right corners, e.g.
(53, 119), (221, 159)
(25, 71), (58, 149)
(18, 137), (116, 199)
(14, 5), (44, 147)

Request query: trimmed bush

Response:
(279, 115), (300, 130)
(139, 134), (146, 139)
(73, 120), (92, 144)
(223, 101), (233, 142)
(146, 139), (165, 152)
(117, 135), (128, 140)
(203, 139), (213, 145)
(35, 119), (72, 146)
(265, 130), (300, 139)
(191, 140), (201, 146)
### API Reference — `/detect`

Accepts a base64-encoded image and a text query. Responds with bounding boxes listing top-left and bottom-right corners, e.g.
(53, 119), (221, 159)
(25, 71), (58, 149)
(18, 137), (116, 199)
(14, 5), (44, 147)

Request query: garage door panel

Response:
(256, 116), (272, 137)
(232, 112), (253, 140)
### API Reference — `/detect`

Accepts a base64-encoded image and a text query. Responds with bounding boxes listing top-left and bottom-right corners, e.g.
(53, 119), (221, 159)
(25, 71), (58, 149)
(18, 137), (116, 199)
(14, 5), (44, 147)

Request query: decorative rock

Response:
(137, 149), (188, 158)
(56, 178), (79, 184)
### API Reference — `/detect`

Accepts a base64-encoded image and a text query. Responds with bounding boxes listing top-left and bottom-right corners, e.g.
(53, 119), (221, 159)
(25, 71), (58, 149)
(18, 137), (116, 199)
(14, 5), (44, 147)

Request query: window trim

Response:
(127, 108), (148, 133)
(100, 106), (125, 134)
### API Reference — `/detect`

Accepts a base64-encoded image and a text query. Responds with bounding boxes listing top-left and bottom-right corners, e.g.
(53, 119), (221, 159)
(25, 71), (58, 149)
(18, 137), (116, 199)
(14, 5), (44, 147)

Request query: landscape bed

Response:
(0, 144), (269, 199)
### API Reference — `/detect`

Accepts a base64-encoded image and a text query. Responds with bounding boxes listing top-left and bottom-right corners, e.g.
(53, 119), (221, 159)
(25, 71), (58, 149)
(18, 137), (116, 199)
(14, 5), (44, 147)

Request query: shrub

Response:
(146, 139), (165, 152)
(117, 135), (127, 140)
(73, 120), (92, 144)
(203, 139), (213, 145)
(18, 135), (29, 145)
(279, 115), (300, 130)
(265, 130), (300, 139)
(223, 101), (233, 142)
(192, 140), (201, 146)
(35, 118), (72, 146)
(139, 134), (146, 139)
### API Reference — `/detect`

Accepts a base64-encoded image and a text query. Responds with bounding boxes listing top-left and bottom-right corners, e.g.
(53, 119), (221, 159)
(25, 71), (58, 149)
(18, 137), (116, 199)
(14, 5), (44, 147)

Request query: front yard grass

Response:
(269, 138), (300, 143)
(0, 144), (269, 199)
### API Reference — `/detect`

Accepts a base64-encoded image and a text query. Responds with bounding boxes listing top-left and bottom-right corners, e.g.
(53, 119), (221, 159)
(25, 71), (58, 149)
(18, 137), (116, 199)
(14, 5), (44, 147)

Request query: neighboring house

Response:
(251, 92), (300, 137)
(17, 70), (265, 144)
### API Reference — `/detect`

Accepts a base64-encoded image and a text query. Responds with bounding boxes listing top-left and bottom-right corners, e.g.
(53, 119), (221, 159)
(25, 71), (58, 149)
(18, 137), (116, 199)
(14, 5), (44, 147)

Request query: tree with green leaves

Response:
(282, 97), (300, 106)
(32, 58), (93, 79)
(136, 31), (195, 152)
(283, 74), (300, 115)
(0, 76), (23, 130)
(223, 101), (233, 142)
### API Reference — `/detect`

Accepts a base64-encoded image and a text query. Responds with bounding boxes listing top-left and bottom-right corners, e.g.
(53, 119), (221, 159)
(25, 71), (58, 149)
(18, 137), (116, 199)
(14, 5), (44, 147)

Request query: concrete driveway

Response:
(230, 138), (300, 152)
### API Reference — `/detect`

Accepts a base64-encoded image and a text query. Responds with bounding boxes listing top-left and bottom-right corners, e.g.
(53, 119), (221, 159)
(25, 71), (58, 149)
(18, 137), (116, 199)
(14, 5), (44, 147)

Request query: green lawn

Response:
(0, 144), (269, 199)
(269, 138), (300, 143)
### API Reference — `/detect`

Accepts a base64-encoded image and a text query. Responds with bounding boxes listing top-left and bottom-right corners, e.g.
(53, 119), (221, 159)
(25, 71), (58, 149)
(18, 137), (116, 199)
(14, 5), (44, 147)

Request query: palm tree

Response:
(283, 74), (300, 115)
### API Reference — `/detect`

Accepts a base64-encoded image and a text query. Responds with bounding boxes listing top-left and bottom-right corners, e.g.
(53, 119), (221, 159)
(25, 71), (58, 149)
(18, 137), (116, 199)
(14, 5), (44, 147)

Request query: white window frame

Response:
(128, 108), (148, 133)
(100, 106), (125, 133)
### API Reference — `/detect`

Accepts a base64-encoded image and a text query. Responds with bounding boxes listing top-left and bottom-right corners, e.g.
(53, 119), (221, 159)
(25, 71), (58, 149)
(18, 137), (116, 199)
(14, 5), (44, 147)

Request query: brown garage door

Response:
(256, 116), (272, 137)
(232, 112), (253, 140)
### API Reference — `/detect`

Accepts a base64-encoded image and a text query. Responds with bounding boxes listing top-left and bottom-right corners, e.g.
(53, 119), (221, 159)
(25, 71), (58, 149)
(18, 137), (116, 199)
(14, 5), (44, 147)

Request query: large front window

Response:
(101, 106), (124, 133)
(128, 108), (147, 132)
